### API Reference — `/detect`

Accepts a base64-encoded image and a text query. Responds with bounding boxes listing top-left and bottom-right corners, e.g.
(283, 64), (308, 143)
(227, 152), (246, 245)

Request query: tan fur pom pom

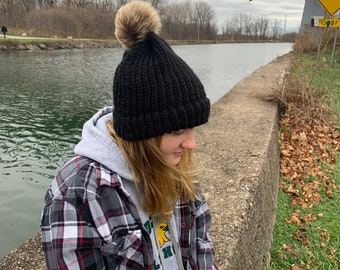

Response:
(115, 1), (161, 50)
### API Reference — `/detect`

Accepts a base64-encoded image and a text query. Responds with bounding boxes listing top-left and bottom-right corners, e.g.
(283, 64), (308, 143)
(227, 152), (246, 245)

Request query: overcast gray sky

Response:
(211, 0), (305, 32)
(169, 0), (306, 32)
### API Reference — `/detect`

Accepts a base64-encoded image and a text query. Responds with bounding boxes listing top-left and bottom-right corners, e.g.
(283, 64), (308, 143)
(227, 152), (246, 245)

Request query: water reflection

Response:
(0, 43), (292, 258)
(0, 49), (122, 258)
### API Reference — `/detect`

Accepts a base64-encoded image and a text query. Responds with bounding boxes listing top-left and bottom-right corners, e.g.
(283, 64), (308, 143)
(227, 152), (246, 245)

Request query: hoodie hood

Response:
(74, 106), (133, 181)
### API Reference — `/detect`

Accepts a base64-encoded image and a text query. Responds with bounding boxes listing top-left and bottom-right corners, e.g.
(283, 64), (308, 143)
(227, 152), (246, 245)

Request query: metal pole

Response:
(317, 10), (327, 63)
(329, 12), (340, 67)
(329, 28), (338, 67)
(317, 27), (322, 63)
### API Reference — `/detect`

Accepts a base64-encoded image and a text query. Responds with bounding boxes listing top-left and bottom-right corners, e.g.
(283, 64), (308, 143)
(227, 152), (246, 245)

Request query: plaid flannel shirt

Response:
(41, 155), (219, 270)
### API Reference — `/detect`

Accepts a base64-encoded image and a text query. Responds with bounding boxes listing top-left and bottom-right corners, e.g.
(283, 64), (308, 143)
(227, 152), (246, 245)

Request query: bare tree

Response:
(257, 17), (269, 39)
(149, 0), (163, 8)
(161, 0), (193, 39)
(194, 1), (214, 40)
(61, 0), (72, 7)
(222, 13), (281, 40)
(115, 0), (128, 10)
(0, 0), (16, 17)
(270, 18), (282, 40)
(21, 0), (36, 13)
(253, 18), (260, 39)
(172, 2), (189, 39)
(243, 14), (253, 38)
(60, 0), (91, 8)
(97, 0), (115, 11)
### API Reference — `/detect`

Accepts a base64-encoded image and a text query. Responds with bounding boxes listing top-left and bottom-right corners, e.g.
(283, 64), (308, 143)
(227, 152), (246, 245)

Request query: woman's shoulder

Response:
(47, 156), (122, 204)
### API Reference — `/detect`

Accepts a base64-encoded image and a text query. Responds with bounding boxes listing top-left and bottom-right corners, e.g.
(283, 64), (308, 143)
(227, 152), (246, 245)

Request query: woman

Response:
(41, 1), (218, 269)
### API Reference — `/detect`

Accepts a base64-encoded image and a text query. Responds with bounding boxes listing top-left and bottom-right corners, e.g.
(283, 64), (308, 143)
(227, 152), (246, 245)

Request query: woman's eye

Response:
(172, 130), (184, 135)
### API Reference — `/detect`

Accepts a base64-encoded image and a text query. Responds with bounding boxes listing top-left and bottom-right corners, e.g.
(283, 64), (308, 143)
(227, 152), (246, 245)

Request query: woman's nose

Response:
(181, 129), (196, 150)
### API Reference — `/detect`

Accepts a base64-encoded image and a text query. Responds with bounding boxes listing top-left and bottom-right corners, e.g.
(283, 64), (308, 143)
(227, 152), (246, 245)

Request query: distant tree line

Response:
(222, 14), (275, 40)
(0, 0), (295, 40)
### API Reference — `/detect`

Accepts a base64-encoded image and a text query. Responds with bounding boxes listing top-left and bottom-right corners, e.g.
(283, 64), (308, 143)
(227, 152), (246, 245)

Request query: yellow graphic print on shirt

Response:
(143, 219), (177, 269)
(157, 222), (170, 247)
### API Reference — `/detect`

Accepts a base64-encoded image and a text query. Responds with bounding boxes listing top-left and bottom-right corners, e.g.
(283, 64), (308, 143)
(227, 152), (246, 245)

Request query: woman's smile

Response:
(160, 129), (196, 166)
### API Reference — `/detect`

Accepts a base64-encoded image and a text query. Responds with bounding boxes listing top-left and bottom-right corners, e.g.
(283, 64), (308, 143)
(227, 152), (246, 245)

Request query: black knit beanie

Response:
(113, 1), (210, 141)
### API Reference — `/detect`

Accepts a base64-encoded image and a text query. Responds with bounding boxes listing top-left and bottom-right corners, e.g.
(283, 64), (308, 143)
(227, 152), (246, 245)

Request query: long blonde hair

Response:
(107, 120), (198, 219)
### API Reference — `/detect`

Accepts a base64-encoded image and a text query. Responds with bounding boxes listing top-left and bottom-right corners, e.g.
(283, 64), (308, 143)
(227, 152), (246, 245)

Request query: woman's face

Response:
(160, 128), (196, 166)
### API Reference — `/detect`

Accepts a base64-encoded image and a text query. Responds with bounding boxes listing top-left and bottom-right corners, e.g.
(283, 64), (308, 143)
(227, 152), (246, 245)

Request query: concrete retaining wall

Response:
(196, 54), (289, 269)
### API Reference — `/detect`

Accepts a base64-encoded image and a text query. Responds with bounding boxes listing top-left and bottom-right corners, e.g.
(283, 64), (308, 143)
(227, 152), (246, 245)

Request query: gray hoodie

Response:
(74, 106), (184, 270)
(74, 106), (132, 180)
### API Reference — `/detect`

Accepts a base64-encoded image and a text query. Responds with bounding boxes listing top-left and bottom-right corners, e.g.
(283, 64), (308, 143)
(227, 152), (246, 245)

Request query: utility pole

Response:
(284, 14), (287, 33)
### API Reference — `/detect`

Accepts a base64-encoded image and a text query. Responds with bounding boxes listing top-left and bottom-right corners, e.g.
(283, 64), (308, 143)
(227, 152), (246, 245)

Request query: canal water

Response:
(0, 42), (292, 258)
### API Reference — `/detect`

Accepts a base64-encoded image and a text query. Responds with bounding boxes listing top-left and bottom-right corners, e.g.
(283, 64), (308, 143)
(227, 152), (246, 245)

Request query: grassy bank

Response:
(267, 50), (340, 269)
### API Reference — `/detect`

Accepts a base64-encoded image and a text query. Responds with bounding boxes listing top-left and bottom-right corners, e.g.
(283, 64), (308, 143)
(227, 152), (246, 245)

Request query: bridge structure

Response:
(300, 0), (326, 31)
(300, 0), (340, 31)
(300, 0), (339, 66)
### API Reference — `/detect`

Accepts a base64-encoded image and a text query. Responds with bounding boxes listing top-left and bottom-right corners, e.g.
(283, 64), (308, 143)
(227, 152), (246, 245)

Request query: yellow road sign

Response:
(318, 0), (340, 16)
(318, 18), (340, 27)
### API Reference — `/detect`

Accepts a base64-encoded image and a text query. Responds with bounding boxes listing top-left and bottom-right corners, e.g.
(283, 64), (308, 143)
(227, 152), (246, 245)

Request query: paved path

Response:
(1, 35), (50, 39)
